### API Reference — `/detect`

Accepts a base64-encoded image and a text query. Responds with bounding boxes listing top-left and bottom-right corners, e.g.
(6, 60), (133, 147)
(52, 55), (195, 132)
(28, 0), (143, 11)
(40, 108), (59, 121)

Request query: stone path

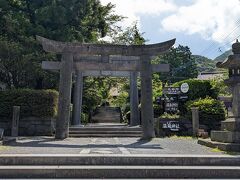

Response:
(0, 137), (229, 155)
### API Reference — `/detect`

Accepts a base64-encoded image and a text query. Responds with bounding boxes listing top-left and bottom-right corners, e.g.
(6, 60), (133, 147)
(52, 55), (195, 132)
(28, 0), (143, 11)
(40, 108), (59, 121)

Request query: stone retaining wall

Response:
(0, 117), (55, 136)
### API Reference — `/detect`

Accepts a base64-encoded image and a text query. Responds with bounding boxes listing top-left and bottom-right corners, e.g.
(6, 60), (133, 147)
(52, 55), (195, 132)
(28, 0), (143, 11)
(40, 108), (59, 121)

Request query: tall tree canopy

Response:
(0, 0), (122, 88)
(153, 45), (198, 83)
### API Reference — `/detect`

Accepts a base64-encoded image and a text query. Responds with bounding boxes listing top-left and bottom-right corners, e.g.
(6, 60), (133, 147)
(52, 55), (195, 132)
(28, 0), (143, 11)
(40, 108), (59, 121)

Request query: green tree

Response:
(0, 0), (122, 88)
(111, 21), (146, 45)
(153, 45), (198, 83)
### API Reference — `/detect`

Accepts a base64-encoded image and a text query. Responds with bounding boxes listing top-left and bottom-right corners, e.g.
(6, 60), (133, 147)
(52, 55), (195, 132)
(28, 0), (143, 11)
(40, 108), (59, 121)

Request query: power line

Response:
(200, 19), (240, 55)
(205, 33), (240, 58)
(220, 33), (240, 49)
(199, 19), (240, 57)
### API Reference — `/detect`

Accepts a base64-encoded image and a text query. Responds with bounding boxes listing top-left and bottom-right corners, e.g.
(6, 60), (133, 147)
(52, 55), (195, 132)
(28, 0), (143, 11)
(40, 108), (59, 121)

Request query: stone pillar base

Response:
(211, 131), (240, 143)
(198, 138), (240, 152)
(210, 118), (240, 143)
(199, 118), (240, 151)
(221, 118), (240, 131)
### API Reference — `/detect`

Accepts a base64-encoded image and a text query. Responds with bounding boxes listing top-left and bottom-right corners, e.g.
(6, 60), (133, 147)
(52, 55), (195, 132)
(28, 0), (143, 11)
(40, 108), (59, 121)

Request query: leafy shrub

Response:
(159, 112), (180, 119)
(0, 89), (58, 118)
(153, 104), (164, 117)
(81, 112), (89, 124)
(210, 76), (230, 96)
(186, 97), (226, 130)
(82, 88), (102, 113)
(110, 91), (128, 108)
(173, 79), (218, 101)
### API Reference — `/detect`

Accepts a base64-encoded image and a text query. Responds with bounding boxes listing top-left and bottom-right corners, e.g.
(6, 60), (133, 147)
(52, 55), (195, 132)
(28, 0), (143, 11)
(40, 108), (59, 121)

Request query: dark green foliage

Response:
(173, 79), (218, 101)
(173, 79), (218, 116)
(153, 104), (164, 118)
(153, 45), (198, 83)
(82, 87), (102, 113)
(186, 97), (226, 130)
(0, 89), (58, 118)
(0, 0), (121, 89)
(0, 36), (56, 89)
(111, 22), (146, 45)
(82, 77), (118, 114)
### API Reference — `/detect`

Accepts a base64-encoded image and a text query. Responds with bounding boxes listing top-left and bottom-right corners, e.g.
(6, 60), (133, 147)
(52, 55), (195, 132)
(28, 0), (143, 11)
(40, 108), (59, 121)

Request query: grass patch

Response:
(0, 145), (10, 151)
(211, 147), (240, 155)
(224, 151), (240, 155)
(169, 135), (195, 140)
(211, 148), (223, 153)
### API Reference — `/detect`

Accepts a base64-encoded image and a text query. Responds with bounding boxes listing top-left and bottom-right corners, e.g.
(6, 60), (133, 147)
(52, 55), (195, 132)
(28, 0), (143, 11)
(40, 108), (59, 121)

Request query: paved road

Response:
(0, 137), (227, 155)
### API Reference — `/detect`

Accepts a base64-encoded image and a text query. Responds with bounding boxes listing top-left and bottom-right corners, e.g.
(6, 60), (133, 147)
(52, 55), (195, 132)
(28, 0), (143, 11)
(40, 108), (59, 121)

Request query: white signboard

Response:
(180, 83), (189, 93)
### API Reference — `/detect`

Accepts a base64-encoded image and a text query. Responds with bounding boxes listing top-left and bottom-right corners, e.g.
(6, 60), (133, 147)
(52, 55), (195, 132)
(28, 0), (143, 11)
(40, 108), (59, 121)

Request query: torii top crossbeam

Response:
(36, 36), (175, 56)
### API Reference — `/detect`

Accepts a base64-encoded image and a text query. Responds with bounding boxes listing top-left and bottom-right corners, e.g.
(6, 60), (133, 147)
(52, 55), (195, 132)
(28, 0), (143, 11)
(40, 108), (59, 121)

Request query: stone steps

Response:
(0, 165), (240, 178)
(0, 155), (239, 178)
(69, 127), (141, 131)
(91, 107), (122, 123)
(70, 131), (142, 134)
(69, 133), (142, 137)
(69, 125), (142, 137)
(0, 154), (239, 166)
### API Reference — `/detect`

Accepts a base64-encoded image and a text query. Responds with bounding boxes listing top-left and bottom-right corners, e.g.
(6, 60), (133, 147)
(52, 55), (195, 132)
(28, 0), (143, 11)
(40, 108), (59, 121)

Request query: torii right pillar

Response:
(140, 55), (155, 139)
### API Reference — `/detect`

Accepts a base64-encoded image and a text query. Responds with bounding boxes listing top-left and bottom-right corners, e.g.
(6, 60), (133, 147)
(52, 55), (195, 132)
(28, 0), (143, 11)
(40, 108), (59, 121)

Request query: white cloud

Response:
(100, 0), (177, 28)
(100, 0), (240, 44)
(161, 0), (240, 43)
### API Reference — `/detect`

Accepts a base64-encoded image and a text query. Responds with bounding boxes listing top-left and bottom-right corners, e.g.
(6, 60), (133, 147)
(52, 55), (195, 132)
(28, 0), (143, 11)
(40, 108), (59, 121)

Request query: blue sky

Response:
(100, 0), (240, 59)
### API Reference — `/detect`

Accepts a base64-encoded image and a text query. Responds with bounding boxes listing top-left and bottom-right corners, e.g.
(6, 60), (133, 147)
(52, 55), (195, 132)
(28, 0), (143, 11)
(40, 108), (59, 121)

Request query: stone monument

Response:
(198, 40), (240, 151)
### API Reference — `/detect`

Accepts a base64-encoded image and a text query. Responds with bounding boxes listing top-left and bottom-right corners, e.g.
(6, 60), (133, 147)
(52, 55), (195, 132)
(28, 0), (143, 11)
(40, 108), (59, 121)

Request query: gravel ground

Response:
(0, 136), (228, 155)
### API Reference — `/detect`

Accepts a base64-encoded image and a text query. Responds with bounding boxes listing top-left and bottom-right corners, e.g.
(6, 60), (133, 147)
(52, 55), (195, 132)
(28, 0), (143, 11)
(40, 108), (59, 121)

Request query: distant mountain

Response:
(214, 50), (232, 62)
(192, 55), (216, 72)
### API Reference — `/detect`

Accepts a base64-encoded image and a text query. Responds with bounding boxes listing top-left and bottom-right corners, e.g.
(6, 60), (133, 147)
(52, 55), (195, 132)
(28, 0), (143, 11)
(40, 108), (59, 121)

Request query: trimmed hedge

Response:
(0, 89), (58, 118)
(186, 97), (226, 131)
(173, 79), (218, 101)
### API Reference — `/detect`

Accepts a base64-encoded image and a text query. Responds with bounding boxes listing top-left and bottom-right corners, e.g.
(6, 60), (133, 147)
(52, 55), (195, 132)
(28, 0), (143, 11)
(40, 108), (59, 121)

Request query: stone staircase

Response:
(0, 154), (239, 178)
(69, 123), (142, 137)
(91, 106), (122, 123)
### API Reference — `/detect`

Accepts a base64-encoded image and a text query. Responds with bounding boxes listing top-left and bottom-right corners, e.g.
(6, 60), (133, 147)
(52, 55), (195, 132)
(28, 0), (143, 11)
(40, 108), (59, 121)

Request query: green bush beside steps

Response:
(186, 97), (226, 131)
(0, 89), (58, 119)
(173, 79), (218, 101)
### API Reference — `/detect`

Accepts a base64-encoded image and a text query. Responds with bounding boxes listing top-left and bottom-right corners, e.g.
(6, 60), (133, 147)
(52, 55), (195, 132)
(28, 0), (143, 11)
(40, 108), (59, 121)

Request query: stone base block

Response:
(221, 119), (240, 131)
(0, 117), (55, 136)
(2, 137), (17, 145)
(198, 138), (240, 152)
(211, 131), (240, 143)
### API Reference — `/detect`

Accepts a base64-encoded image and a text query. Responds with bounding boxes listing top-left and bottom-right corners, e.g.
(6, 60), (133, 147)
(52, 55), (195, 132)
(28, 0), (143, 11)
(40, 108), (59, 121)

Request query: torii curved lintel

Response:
(36, 35), (175, 56)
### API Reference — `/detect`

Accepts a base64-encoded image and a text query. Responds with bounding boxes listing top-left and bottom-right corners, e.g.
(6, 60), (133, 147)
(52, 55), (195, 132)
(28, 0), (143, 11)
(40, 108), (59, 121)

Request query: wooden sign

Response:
(163, 87), (181, 95)
(162, 121), (180, 131)
(165, 102), (178, 112)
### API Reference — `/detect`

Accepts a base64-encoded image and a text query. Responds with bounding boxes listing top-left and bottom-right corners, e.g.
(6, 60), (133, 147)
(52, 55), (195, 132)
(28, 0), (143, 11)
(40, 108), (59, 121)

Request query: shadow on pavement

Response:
(6, 137), (163, 150)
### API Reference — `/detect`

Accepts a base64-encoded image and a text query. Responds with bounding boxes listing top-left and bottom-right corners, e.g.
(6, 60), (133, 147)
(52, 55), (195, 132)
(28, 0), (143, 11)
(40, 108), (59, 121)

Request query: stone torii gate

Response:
(37, 36), (175, 139)
(42, 62), (169, 127)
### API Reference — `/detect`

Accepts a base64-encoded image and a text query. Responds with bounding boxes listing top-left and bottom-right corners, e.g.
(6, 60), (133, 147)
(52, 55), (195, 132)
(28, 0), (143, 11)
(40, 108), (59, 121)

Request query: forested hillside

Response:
(214, 50), (232, 62)
(192, 55), (216, 72)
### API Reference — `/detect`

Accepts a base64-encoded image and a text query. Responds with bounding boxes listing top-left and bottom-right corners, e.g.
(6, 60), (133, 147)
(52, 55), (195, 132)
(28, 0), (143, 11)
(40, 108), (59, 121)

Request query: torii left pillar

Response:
(55, 53), (73, 139)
